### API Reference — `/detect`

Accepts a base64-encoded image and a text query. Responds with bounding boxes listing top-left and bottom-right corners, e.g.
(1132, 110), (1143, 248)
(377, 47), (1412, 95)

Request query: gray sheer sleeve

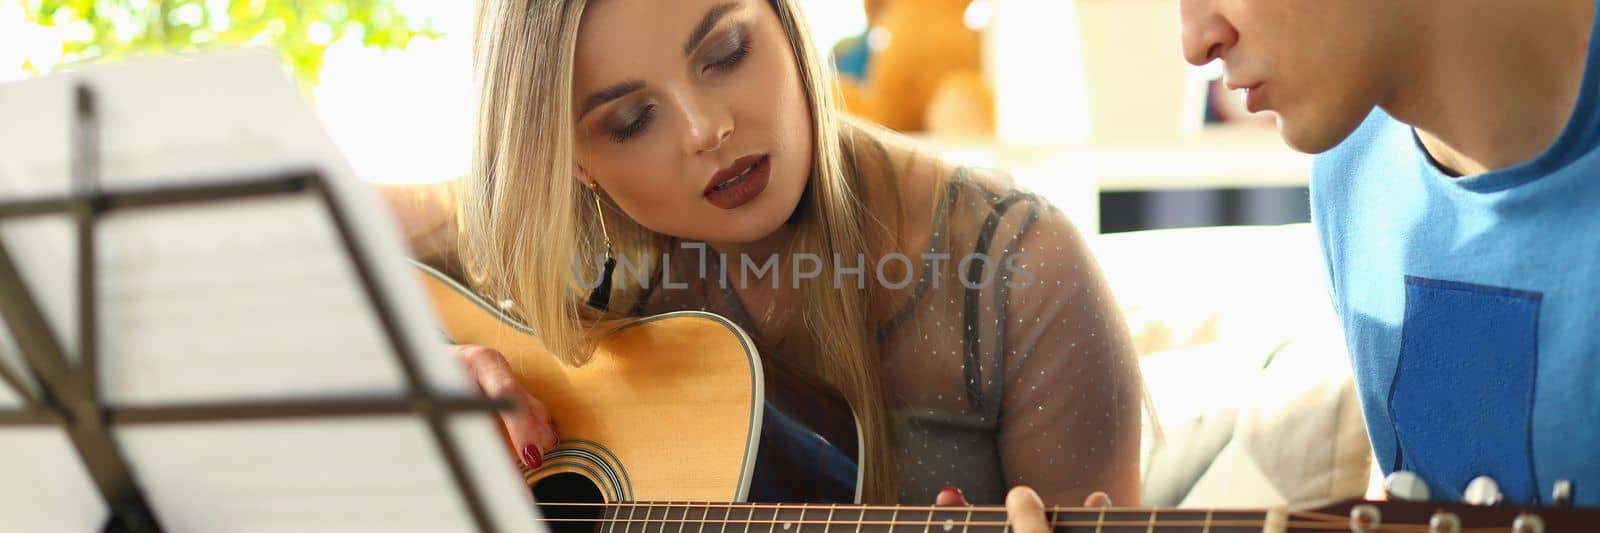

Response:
(987, 198), (1143, 505)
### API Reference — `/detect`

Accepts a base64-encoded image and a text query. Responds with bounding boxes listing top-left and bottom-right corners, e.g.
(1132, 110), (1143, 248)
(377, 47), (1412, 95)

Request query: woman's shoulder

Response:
(897, 159), (1058, 258)
(886, 153), (1089, 291)
(850, 127), (1047, 259)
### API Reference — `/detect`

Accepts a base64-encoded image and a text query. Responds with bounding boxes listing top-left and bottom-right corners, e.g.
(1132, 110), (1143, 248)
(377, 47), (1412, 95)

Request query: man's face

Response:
(1180, 0), (1401, 153)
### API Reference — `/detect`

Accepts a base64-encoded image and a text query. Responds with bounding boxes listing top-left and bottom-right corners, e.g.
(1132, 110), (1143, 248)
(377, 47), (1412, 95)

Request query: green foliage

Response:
(21, 0), (440, 90)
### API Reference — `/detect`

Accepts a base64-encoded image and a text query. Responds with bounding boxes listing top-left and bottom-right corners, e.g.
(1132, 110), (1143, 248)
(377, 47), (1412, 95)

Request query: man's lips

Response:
(1225, 80), (1263, 92)
(704, 154), (767, 195)
(1241, 83), (1269, 113)
(1222, 76), (1269, 113)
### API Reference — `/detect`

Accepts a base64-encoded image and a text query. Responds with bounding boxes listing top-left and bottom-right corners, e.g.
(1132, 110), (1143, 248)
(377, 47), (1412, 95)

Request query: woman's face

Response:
(572, 0), (813, 245)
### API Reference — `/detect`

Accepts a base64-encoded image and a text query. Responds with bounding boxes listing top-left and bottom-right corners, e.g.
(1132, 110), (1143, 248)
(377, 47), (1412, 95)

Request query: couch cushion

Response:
(1100, 224), (1372, 507)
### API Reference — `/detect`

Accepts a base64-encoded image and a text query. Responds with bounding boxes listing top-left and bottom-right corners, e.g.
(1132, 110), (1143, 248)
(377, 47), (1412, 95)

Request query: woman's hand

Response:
(934, 485), (1112, 533)
(455, 344), (560, 469)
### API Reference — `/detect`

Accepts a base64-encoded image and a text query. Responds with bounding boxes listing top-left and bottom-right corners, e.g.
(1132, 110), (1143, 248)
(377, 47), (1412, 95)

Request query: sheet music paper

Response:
(0, 216), (80, 367)
(0, 300), (40, 407)
(0, 429), (109, 532)
(0, 50), (545, 532)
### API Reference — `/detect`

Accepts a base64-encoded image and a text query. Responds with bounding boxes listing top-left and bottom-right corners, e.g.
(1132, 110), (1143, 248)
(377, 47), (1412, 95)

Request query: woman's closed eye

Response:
(602, 24), (753, 143)
(703, 24), (753, 73)
(608, 103), (656, 143)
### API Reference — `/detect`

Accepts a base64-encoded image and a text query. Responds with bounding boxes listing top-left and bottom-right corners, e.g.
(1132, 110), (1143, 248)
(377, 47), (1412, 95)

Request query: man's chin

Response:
(1273, 103), (1381, 155)
(1278, 116), (1352, 155)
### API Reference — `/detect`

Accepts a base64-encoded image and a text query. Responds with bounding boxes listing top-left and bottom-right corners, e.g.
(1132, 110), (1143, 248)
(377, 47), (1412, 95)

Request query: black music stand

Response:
(0, 80), (532, 533)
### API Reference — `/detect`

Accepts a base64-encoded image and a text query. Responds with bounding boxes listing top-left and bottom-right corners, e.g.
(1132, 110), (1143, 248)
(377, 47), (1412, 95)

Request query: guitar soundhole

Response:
(533, 473), (606, 533)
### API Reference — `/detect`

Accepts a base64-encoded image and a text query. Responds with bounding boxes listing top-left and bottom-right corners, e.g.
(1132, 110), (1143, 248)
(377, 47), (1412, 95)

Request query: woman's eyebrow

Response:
(580, 80), (645, 120)
(683, 2), (739, 55)
(577, 2), (739, 121)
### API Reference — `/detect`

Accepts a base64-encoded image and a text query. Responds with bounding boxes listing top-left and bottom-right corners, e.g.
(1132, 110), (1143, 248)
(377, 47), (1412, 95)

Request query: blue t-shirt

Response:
(1312, 10), (1600, 506)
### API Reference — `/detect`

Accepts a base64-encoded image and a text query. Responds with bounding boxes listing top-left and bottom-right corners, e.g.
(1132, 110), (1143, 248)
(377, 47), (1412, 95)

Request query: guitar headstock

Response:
(1304, 497), (1599, 532)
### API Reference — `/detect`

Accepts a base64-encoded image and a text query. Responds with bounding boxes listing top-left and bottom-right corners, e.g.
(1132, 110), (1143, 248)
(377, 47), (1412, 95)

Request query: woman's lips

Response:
(704, 155), (770, 210)
(704, 154), (767, 194)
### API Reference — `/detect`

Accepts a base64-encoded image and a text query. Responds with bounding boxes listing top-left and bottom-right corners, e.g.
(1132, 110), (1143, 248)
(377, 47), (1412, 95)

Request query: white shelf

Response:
(1080, 126), (1312, 192)
(906, 125), (1312, 235)
(911, 125), (1311, 193)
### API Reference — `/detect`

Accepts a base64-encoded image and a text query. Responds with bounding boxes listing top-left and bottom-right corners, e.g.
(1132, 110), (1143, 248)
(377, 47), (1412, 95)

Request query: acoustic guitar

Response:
(415, 262), (1599, 532)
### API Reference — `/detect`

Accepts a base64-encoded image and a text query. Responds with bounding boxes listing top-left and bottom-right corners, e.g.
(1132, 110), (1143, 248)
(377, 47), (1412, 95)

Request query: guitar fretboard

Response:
(535, 502), (1326, 533)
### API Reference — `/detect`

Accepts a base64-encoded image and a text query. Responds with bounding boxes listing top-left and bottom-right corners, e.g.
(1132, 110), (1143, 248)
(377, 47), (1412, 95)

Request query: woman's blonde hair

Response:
(463, 0), (901, 501)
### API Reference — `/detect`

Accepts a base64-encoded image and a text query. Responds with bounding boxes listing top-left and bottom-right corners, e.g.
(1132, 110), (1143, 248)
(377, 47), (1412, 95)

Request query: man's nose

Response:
(1179, 0), (1237, 66)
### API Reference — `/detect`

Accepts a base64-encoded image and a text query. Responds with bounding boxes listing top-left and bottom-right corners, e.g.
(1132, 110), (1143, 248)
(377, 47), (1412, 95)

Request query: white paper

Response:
(0, 428), (109, 533)
(0, 49), (469, 397)
(449, 414), (552, 533)
(95, 194), (413, 403)
(119, 415), (533, 533)
(0, 318), (32, 408)
(0, 50), (543, 532)
(0, 281), (42, 407)
(0, 215), (80, 369)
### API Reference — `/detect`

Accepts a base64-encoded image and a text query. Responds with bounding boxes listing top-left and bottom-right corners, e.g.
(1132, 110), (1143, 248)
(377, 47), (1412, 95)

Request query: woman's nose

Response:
(676, 90), (734, 154)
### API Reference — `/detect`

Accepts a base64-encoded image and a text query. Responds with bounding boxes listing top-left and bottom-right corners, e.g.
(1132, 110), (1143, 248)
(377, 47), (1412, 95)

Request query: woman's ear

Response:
(575, 165), (597, 190)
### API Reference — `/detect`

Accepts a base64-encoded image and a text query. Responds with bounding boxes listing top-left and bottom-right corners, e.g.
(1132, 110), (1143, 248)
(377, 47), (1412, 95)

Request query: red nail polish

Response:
(938, 484), (966, 504)
(522, 444), (544, 469)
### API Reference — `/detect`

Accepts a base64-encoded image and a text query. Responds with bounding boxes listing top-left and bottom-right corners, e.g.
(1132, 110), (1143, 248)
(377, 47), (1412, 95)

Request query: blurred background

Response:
(3, 0), (1309, 235)
(2, 1), (1366, 509)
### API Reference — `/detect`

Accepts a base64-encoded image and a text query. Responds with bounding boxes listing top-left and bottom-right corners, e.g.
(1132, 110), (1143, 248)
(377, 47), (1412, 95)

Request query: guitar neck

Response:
(542, 502), (1307, 533)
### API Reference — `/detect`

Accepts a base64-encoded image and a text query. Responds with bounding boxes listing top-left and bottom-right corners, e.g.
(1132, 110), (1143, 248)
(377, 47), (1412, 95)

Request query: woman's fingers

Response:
(1005, 486), (1050, 533)
(938, 484), (1109, 510)
(935, 485), (969, 506)
(455, 345), (559, 469)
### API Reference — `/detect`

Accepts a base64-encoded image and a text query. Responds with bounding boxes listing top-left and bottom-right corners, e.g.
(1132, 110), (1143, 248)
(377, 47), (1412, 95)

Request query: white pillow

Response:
(1091, 224), (1333, 357)
(1139, 335), (1370, 508)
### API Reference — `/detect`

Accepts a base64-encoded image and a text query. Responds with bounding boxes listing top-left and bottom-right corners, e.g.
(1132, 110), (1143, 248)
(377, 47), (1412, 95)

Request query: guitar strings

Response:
(525, 502), (1371, 531)
(528, 502), (1508, 531)
(533, 501), (1338, 521)
(527, 517), (1427, 531)
(537, 501), (1273, 513)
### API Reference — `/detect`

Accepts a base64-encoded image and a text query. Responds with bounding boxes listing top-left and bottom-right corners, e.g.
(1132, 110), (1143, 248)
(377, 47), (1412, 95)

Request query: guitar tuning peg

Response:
(1428, 511), (1461, 533)
(1348, 504), (1381, 533)
(1385, 471), (1431, 501)
(1512, 513), (1546, 533)
(1463, 475), (1503, 505)
(1552, 480), (1573, 508)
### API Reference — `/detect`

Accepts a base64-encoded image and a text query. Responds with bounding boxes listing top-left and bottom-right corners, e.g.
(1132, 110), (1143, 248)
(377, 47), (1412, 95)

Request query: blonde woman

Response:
(382, 0), (1141, 523)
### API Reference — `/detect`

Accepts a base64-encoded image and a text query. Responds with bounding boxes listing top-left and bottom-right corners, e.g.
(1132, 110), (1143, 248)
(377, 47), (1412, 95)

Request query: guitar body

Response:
(414, 263), (860, 513)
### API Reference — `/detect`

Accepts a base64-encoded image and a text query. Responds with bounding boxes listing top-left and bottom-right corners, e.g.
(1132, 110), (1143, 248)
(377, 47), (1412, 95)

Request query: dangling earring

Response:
(584, 183), (617, 312)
